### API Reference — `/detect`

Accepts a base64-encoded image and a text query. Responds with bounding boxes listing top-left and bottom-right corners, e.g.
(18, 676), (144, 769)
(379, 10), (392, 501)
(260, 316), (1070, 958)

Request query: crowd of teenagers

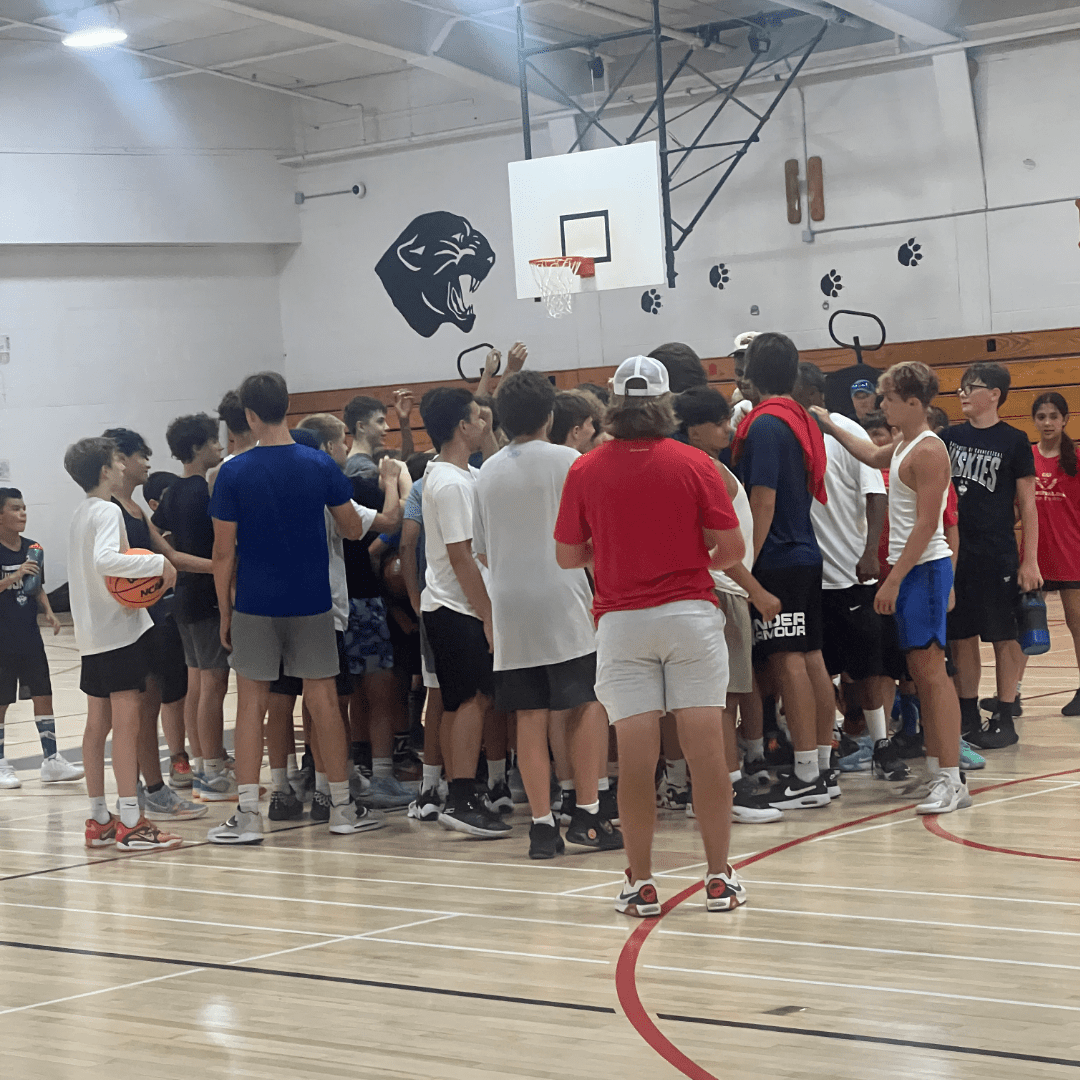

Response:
(1, 330), (1078, 917)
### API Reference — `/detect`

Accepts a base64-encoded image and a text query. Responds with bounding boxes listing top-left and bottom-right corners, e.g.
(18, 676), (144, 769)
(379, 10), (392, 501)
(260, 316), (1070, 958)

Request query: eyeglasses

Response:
(958, 383), (989, 396)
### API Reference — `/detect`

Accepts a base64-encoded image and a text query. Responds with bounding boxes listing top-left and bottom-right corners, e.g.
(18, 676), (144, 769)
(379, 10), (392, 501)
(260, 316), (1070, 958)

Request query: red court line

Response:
(922, 814), (1080, 862)
(615, 766), (1080, 1080)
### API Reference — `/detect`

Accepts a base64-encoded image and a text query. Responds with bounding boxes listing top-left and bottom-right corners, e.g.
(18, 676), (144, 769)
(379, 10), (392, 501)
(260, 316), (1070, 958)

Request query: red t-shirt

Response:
(878, 469), (957, 573)
(554, 438), (739, 621)
(1033, 446), (1080, 582)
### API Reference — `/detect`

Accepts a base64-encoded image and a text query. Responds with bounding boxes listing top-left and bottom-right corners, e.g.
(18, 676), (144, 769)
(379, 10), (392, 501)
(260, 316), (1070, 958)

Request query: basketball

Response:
(105, 548), (166, 609)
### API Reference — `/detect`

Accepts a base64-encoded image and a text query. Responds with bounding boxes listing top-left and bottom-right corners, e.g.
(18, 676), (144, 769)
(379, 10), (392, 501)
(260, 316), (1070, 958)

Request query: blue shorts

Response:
(895, 557), (952, 653)
(343, 597), (394, 676)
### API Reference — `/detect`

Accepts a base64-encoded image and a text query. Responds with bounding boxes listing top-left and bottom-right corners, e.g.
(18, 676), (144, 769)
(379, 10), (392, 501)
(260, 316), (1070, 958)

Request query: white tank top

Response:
(712, 471), (754, 598)
(888, 431), (953, 567)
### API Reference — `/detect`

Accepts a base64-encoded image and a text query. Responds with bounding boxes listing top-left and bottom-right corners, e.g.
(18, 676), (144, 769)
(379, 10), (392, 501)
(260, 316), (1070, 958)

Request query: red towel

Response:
(731, 397), (829, 505)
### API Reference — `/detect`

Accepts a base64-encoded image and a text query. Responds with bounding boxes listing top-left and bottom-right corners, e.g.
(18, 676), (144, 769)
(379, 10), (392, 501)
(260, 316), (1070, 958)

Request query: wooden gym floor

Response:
(1, 600), (1079, 1080)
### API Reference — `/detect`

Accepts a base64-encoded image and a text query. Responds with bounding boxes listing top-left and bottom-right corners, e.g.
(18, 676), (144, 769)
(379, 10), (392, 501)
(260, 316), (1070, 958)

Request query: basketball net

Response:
(529, 256), (595, 318)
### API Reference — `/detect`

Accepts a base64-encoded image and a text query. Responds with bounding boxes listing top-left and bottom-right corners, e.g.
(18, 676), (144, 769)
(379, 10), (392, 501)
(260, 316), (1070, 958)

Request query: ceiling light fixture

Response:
(62, 26), (127, 48)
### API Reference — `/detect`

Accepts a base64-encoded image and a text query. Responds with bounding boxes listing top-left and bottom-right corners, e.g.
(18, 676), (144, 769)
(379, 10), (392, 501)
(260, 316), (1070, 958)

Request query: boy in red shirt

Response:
(555, 356), (747, 916)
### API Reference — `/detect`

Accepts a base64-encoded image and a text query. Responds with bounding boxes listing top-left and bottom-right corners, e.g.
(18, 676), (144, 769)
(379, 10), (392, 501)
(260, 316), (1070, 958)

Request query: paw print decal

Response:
(820, 269), (843, 298)
(898, 238), (923, 267)
(709, 263), (730, 289)
(641, 288), (662, 314)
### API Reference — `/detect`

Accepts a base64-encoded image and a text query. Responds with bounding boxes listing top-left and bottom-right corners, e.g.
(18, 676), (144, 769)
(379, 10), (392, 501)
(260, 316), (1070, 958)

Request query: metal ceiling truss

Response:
(516, 1), (827, 288)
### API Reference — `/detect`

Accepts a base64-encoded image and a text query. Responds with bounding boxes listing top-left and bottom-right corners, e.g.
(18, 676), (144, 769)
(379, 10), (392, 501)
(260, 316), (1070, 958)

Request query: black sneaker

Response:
(764, 771), (830, 810)
(487, 779), (514, 815)
(980, 695), (1022, 718)
(743, 757), (771, 786)
(731, 775), (783, 823)
(407, 786), (442, 822)
(439, 793), (512, 838)
(599, 783), (619, 825)
(310, 790), (331, 822)
(823, 766), (841, 799)
(268, 789), (304, 821)
(557, 788), (577, 826)
(888, 730), (925, 760)
(566, 807), (624, 850)
(968, 710), (1019, 749)
(1062, 689), (1080, 717)
(873, 738), (911, 781)
(763, 733), (794, 769)
(528, 821), (564, 859)
(837, 732), (862, 760)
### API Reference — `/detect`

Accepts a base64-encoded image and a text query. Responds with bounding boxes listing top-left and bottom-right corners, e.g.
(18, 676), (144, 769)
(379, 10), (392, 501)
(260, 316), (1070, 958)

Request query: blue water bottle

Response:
(1017, 591), (1050, 656)
(22, 544), (43, 596)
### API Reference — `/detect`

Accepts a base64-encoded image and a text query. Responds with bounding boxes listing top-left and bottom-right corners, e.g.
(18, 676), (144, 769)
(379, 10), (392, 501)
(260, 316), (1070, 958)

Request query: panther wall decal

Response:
(375, 212), (496, 337)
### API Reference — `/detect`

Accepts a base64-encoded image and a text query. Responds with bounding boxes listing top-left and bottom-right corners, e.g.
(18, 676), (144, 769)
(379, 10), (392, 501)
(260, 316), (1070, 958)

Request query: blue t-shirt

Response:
(402, 478), (427, 588)
(209, 444), (353, 617)
(737, 414), (821, 570)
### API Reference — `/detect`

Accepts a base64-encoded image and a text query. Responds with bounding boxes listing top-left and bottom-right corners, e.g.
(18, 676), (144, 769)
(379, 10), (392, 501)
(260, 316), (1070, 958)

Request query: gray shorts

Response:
(716, 590), (752, 697)
(177, 616), (231, 672)
(229, 610), (339, 683)
(595, 599), (728, 723)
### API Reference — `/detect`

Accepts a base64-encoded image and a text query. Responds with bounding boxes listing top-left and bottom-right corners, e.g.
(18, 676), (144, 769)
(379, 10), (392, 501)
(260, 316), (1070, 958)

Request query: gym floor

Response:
(1, 600), (1078, 1080)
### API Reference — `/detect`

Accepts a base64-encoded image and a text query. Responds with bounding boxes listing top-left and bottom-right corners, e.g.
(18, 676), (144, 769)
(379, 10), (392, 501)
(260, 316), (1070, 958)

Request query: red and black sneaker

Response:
(615, 869), (662, 917)
(705, 866), (748, 912)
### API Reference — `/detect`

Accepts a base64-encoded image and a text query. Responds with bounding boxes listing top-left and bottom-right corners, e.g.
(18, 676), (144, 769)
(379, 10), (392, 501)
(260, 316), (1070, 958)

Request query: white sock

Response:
(315, 771), (330, 796)
(372, 756), (393, 779)
(286, 753), (298, 775)
(488, 757), (506, 785)
(579, 799), (599, 815)
(817, 745), (833, 771)
(238, 783), (260, 814)
(191, 756), (204, 776)
(532, 812), (555, 826)
(747, 738), (764, 759)
(598, 776), (610, 792)
(729, 770), (742, 784)
(90, 795), (111, 825)
(329, 780), (349, 807)
(422, 763), (441, 791)
(666, 759), (687, 788)
(204, 756), (224, 775)
(271, 768), (289, 794)
(794, 750), (818, 783)
(943, 766), (962, 785)
(1016, 681), (1023, 695)
(926, 756), (940, 775)
(559, 779), (575, 793)
(863, 706), (888, 742)
(118, 796), (140, 829)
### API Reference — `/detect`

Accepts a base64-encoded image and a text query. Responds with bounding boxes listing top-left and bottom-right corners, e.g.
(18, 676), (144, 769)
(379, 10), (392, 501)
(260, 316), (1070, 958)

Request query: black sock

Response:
(146, 780), (165, 794)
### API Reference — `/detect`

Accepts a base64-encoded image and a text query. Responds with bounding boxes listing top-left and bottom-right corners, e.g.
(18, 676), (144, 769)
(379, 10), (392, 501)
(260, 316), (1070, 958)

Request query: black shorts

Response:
(493, 653), (598, 713)
(80, 632), (152, 699)
(947, 557), (1019, 643)
(387, 602), (422, 678)
(821, 584), (884, 680)
(1043, 580), (1080, 591)
(750, 563), (824, 662)
(270, 630), (353, 698)
(878, 614), (908, 682)
(0, 643), (52, 705)
(422, 606), (493, 713)
(147, 616), (188, 705)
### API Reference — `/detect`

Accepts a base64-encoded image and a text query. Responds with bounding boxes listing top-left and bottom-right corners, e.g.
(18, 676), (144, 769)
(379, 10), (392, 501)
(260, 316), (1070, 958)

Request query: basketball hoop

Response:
(529, 256), (595, 318)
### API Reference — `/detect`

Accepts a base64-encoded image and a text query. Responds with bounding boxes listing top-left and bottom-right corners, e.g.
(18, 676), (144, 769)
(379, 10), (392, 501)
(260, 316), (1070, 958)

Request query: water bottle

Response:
(21, 544), (43, 596)
(1017, 590), (1050, 656)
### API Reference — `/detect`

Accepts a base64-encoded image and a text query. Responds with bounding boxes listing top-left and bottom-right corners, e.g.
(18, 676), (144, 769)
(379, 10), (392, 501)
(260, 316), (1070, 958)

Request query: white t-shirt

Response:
(68, 498), (166, 656)
(712, 468), (754, 599)
(326, 501), (376, 632)
(472, 440), (596, 671)
(811, 412), (887, 589)
(421, 460), (483, 618)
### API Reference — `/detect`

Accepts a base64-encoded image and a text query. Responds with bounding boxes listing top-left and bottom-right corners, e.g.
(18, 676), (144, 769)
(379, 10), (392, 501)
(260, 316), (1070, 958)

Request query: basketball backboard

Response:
(508, 143), (666, 300)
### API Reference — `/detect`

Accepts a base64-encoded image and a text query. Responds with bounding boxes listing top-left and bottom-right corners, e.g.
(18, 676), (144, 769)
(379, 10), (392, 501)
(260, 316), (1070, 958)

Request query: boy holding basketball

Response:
(64, 436), (182, 851)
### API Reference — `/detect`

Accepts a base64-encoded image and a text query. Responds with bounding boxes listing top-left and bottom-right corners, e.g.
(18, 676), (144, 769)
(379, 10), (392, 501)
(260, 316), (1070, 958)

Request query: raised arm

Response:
(809, 406), (896, 470)
(393, 389), (415, 458)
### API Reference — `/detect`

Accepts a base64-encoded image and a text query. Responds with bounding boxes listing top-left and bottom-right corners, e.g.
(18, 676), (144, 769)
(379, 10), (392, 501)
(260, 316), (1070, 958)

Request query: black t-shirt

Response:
(113, 497), (173, 622)
(343, 476), (384, 600)
(0, 537), (42, 654)
(941, 421), (1035, 565)
(152, 475), (218, 624)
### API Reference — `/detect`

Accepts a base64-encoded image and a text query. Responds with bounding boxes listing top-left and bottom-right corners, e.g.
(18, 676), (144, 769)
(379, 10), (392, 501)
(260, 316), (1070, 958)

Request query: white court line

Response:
(749, 906), (1080, 937)
(640, 964), (1080, 1014)
(560, 880), (625, 896)
(655, 929), (1080, 972)
(351, 937), (608, 965)
(0, 969), (201, 1016)
(738, 879), (1080, 907)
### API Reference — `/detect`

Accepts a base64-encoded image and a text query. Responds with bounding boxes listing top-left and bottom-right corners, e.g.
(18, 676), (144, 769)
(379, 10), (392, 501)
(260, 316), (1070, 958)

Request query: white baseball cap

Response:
(733, 331), (759, 353)
(612, 355), (670, 398)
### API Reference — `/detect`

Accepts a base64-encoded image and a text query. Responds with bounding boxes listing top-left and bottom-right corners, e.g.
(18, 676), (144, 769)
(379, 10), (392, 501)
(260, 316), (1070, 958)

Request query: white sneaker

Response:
(0, 759), (21, 789)
(39, 754), (85, 784)
(329, 800), (387, 834)
(915, 775), (972, 815)
(200, 768), (238, 801)
(705, 866), (748, 911)
(143, 783), (208, 820)
(207, 807), (264, 844)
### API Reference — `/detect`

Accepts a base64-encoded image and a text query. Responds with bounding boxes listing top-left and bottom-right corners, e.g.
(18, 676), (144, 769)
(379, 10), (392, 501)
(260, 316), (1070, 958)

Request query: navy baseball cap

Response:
(850, 379), (876, 396)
